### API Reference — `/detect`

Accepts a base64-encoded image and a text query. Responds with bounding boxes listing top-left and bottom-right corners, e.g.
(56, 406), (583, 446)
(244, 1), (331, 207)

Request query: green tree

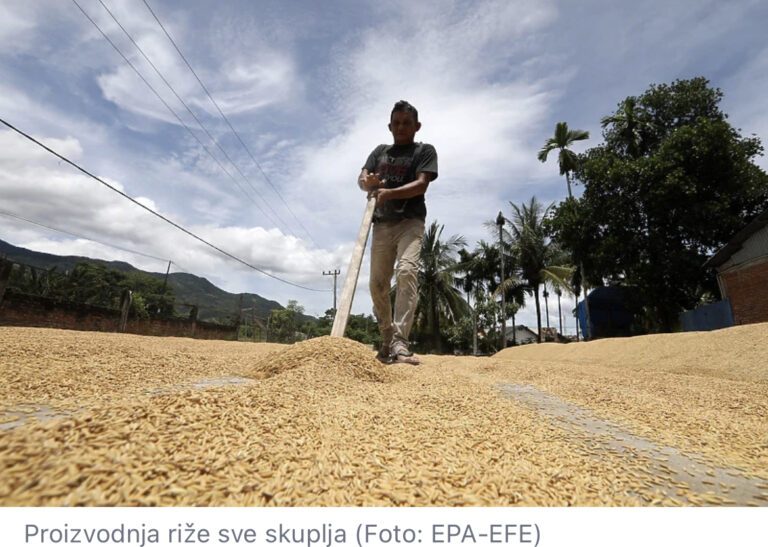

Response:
(454, 245), (496, 353)
(457, 238), (530, 350)
(600, 96), (651, 159)
(63, 263), (125, 308)
(550, 77), (768, 332)
(506, 197), (574, 342)
(268, 300), (304, 343)
(122, 270), (175, 316)
(538, 121), (593, 339)
(473, 290), (504, 353)
(8, 263), (63, 297)
(412, 221), (469, 353)
(538, 121), (590, 199)
(345, 313), (381, 346)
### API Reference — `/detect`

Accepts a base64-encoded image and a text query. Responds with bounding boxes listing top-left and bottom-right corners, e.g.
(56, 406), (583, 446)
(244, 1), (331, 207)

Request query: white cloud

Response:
(85, 0), (302, 127)
(0, 129), (348, 314)
(286, 0), (561, 251)
(722, 45), (768, 171)
(0, 3), (34, 48)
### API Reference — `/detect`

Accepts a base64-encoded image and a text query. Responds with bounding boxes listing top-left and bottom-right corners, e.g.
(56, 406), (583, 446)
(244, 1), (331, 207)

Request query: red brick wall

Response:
(0, 291), (237, 340)
(720, 260), (768, 325)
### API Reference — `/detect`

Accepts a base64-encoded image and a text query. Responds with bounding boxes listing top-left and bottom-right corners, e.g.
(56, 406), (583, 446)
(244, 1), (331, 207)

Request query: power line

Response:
(70, 0), (288, 233)
(141, 0), (320, 248)
(0, 208), (169, 263)
(0, 209), (197, 280)
(0, 116), (330, 293)
(93, 0), (297, 239)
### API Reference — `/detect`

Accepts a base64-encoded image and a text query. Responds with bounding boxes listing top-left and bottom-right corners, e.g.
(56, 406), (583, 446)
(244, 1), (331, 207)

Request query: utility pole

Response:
(161, 260), (171, 292)
(323, 269), (340, 313)
(496, 211), (506, 348)
(159, 260), (172, 316)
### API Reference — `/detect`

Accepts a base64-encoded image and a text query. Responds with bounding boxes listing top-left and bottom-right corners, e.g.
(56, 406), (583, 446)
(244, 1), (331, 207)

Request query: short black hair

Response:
(391, 100), (419, 123)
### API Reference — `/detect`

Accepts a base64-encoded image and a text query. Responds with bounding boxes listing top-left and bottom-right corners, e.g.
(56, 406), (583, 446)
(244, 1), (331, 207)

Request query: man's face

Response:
(388, 110), (421, 145)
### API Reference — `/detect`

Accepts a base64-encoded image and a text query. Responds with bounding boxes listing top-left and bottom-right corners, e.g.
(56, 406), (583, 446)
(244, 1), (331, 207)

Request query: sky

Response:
(1, 0), (767, 335)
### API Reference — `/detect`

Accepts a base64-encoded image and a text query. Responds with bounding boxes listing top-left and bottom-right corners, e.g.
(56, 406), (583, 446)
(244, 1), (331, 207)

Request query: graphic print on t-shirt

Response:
(363, 142), (437, 222)
(376, 157), (410, 184)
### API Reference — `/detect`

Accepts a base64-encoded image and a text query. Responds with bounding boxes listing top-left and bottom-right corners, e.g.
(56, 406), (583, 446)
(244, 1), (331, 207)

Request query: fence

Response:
(680, 299), (734, 332)
(0, 289), (237, 339)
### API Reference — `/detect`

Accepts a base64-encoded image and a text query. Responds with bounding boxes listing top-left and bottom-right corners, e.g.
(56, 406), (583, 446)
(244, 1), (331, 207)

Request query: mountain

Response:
(0, 239), (291, 322)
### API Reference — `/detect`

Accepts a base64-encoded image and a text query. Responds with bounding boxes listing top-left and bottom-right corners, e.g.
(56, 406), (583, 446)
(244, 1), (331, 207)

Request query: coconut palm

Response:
(506, 197), (574, 343)
(414, 221), (469, 353)
(601, 96), (650, 158)
(493, 275), (527, 346)
(538, 122), (590, 199)
(539, 121), (593, 338)
(455, 248), (480, 354)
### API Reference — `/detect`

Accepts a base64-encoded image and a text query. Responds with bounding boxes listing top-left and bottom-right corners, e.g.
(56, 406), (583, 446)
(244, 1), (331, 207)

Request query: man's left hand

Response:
(368, 188), (391, 207)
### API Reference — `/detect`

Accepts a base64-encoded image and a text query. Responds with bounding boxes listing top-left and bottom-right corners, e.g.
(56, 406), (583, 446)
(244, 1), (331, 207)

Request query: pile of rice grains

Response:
(0, 325), (766, 506)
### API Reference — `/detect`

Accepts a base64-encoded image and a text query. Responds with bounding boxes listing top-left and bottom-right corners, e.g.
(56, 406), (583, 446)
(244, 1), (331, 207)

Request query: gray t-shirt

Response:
(363, 142), (438, 223)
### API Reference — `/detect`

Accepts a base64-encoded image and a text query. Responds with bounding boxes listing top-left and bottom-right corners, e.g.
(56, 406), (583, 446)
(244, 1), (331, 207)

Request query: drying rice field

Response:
(1, 324), (767, 507)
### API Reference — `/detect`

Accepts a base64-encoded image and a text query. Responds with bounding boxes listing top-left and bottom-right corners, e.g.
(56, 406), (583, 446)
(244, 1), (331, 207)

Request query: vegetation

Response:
(548, 77), (768, 332)
(410, 221), (469, 353)
(311, 310), (381, 346)
(7, 261), (175, 318)
(538, 121), (590, 199)
(501, 198), (573, 343)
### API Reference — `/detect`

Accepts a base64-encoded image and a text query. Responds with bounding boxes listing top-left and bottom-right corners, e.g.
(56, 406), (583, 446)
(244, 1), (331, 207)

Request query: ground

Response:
(0, 325), (766, 506)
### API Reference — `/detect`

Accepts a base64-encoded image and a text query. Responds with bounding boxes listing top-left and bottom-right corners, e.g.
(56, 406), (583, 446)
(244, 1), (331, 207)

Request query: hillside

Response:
(0, 239), (287, 321)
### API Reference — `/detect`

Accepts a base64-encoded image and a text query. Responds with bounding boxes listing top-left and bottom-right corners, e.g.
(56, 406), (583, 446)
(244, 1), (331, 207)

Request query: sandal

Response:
(393, 347), (420, 365)
(376, 342), (393, 364)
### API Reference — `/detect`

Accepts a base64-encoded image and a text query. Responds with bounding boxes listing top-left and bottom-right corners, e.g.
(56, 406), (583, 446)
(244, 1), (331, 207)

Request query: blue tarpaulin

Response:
(576, 286), (635, 339)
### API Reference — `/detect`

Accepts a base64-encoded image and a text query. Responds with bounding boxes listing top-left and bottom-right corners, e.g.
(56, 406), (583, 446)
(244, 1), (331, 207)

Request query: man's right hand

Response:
(359, 170), (387, 191)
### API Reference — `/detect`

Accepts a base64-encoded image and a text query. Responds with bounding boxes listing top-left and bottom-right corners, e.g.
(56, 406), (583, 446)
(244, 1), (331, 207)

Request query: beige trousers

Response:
(369, 218), (424, 351)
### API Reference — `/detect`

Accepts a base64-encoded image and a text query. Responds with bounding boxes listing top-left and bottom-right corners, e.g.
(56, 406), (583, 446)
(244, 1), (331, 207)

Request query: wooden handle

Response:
(331, 196), (377, 338)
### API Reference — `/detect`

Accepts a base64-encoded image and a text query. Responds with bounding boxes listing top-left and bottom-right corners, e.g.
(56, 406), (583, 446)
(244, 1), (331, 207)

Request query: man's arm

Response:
(373, 171), (434, 206)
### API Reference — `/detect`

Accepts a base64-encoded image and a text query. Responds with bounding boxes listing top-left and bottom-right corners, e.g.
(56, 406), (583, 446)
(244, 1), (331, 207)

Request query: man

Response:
(358, 100), (438, 364)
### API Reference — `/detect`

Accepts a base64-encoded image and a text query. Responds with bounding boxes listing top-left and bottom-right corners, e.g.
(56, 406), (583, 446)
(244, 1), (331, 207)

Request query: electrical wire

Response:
(70, 0), (289, 233)
(0, 209), (169, 263)
(0, 116), (330, 293)
(93, 0), (297, 238)
(141, 0), (320, 248)
(0, 212), (277, 318)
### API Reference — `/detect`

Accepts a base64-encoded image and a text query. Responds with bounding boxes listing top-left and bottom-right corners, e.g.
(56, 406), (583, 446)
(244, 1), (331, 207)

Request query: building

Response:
(704, 209), (768, 325)
(505, 325), (538, 346)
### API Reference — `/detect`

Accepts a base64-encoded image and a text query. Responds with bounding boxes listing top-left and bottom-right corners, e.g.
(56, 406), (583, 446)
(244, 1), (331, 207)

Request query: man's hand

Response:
(361, 172), (387, 192)
(369, 187), (392, 207)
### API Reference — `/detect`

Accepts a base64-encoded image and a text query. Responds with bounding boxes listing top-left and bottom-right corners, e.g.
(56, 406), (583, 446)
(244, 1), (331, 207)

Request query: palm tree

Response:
(538, 122), (590, 199)
(460, 240), (520, 351)
(493, 276), (527, 346)
(508, 300), (522, 345)
(601, 96), (649, 158)
(506, 197), (574, 343)
(539, 121), (593, 339)
(414, 221), (469, 353)
(455, 248), (481, 354)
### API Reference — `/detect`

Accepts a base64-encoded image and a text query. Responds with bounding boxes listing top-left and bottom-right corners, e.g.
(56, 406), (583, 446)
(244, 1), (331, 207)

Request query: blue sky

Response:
(1, 0), (767, 332)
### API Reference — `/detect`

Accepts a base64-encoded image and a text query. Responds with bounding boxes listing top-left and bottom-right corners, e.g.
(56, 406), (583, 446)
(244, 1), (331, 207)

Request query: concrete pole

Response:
(496, 212), (506, 348)
(323, 269), (340, 313)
